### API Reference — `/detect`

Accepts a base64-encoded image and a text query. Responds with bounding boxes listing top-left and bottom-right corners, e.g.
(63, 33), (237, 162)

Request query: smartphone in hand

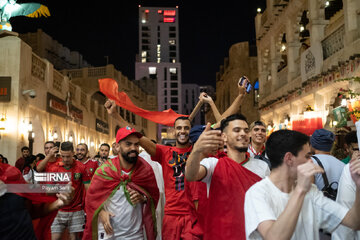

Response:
(239, 76), (252, 93)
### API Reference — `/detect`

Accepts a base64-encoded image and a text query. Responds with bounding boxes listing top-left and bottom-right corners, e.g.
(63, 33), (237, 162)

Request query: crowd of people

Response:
(1, 78), (360, 240)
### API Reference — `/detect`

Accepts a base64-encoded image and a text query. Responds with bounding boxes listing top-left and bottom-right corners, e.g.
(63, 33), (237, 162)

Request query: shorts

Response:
(51, 210), (85, 233)
(162, 214), (201, 240)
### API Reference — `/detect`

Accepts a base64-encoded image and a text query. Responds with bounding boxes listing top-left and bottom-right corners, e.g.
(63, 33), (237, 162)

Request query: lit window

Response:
(172, 59), (176, 63)
(169, 68), (177, 74)
(169, 40), (176, 45)
(149, 67), (157, 75)
(142, 58), (146, 63)
(141, 51), (147, 57)
(157, 58), (161, 63)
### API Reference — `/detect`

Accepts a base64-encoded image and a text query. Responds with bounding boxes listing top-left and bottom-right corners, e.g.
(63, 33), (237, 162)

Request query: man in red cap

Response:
(83, 126), (159, 240)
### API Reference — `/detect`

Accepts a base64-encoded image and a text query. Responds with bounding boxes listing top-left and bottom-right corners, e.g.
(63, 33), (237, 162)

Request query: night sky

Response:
(11, 0), (266, 87)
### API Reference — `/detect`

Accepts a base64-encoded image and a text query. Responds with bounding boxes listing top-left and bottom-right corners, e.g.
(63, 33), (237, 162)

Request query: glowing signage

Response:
(164, 17), (175, 23)
(164, 10), (176, 16)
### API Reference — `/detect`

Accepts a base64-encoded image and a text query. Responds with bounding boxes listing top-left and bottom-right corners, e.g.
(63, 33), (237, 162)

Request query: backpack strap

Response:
(312, 155), (330, 187)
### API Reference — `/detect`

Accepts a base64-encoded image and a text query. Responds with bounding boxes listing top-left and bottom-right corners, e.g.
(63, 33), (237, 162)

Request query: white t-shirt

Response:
(244, 177), (349, 240)
(312, 154), (345, 190)
(139, 151), (165, 240)
(98, 170), (144, 240)
(200, 156), (270, 196)
(332, 164), (360, 240)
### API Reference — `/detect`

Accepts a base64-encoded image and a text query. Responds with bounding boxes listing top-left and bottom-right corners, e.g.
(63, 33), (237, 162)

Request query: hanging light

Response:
(257, 8), (261, 13)
(0, 114), (6, 131)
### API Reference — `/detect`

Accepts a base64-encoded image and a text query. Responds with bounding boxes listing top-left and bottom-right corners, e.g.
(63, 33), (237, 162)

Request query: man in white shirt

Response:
(139, 141), (165, 240)
(244, 129), (360, 240)
(333, 131), (360, 240)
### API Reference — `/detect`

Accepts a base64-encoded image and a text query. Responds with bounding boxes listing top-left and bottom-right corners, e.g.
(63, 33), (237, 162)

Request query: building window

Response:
(171, 105), (178, 111)
(169, 33), (176, 38)
(142, 39), (150, 44)
(169, 26), (176, 31)
(164, 82), (167, 88)
(170, 52), (176, 57)
(164, 105), (167, 109)
(164, 90), (167, 96)
(164, 97), (167, 103)
(169, 68), (177, 74)
(142, 45), (150, 50)
(169, 46), (176, 51)
(131, 113), (136, 124)
(170, 75), (178, 81)
(142, 26), (150, 31)
(126, 110), (130, 122)
(171, 82), (178, 88)
(171, 97), (178, 103)
(171, 90), (178, 95)
(142, 32), (150, 37)
(120, 107), (124, 118)
(169, 40), (176, 45)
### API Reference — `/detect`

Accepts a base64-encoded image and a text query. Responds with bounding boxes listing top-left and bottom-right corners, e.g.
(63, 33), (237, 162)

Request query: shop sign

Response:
(47, 93), (83, 123)
(0, 77), (11, 102)
(96, 119), (109, 134)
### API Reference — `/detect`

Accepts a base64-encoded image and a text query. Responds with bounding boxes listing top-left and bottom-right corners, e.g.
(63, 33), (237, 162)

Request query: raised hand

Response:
(295, 160), (324, 193)
(199, 92), (213, 104)
(238, 76), (248, 95)
(193, 123), (223, 156)
(104, 99), (117, 115)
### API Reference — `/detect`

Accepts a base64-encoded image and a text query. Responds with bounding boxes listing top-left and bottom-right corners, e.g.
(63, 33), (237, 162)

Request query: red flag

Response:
(204, 152), (261, 240)
(99, 78), (188, 126)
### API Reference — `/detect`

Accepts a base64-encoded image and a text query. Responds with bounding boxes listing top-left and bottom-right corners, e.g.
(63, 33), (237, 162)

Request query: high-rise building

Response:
(135, 6), (182, 140)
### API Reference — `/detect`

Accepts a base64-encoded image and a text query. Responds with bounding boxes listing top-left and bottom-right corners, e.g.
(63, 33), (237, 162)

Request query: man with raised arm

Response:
(244, 130), (360, 240)
(185, 114), (267, 240)
(105, 101), (200, 239)
(36, 141), (61, 172)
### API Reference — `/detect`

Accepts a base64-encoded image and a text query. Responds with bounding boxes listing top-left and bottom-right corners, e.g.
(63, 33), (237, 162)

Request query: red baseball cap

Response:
(116, 126), (143, 143)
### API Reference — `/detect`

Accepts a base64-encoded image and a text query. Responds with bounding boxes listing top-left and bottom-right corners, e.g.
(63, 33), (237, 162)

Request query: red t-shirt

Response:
(15, 157), (25, 171)
(51, 160), (90, 212)
(152, 144), (194, 215)
(36, 157), (62, 172)
(81, 158), (99, 179)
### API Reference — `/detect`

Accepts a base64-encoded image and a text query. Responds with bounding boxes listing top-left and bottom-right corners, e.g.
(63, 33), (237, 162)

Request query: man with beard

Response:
(98, 143), (111, 165)
(83, 127), (159, 240)
(105, 99), (199, 239)
(76, 143), (99, 179)
(185, 114), (268, 240)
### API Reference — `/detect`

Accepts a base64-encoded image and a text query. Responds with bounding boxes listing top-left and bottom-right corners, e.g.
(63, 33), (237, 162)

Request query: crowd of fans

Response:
(1, 78), (360, 240)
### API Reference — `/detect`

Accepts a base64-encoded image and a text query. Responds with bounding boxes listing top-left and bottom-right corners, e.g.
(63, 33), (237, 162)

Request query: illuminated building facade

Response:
(255, 0), (360, 135)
